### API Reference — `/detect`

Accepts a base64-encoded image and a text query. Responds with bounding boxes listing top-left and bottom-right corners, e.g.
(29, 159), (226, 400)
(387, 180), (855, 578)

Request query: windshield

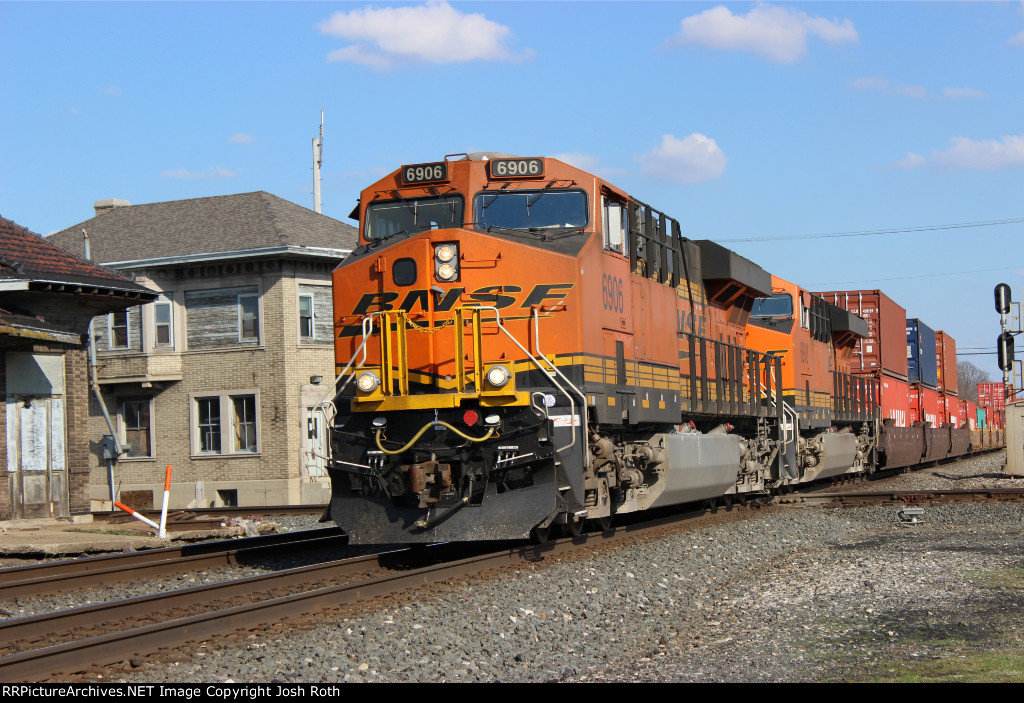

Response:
(751, 293), (793, 318)
(473, 190), (588, 231)
(365, 196), (464, 241)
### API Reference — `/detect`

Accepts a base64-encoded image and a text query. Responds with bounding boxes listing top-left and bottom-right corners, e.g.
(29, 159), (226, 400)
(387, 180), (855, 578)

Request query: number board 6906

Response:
(489, 158), (544, 179)
(401, 162), (448, 185)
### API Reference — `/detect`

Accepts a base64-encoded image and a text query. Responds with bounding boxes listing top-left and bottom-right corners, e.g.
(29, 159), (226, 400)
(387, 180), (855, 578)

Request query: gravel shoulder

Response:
(99, 450), (1024, 683)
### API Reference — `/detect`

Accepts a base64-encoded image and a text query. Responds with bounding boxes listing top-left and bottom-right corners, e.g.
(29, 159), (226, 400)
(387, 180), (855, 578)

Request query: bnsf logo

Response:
(349, 283), (575, 316)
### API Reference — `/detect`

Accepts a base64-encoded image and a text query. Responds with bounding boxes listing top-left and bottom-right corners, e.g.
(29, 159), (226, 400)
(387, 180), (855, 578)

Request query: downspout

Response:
(83, 229), (122, 505)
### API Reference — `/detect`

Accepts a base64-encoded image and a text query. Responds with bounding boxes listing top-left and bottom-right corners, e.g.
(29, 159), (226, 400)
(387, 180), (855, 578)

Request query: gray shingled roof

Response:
(47, 191), (358, 264)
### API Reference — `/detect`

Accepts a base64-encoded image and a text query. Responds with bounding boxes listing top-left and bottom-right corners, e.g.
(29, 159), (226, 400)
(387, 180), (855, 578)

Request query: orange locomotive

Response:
(326, 153), (882, 543)
(745, 275), (876, 482)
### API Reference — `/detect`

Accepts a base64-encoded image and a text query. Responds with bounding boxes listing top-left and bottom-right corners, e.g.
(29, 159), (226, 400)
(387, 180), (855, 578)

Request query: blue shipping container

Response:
(906, 318), (939, 388)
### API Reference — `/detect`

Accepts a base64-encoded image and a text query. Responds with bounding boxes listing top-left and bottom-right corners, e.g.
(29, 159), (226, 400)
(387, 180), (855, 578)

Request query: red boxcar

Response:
(935, 331), (958, 396)
(977, 382), (1010, 429)
(877, 373), (912, 427)
(978, 381), (1008, 407)
(817, 290), (908, 380)
(953, 396), (977, 429)
(909, 384), (943, 425)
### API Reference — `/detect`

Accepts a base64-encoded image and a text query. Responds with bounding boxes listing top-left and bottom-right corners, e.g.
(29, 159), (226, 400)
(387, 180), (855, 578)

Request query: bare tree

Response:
(956, 360), (990, 402)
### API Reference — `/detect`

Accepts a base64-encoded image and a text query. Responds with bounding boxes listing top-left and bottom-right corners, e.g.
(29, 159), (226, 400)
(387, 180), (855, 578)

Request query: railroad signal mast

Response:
(995, 283), (1020, 394)
(995, 283), (1023, 474)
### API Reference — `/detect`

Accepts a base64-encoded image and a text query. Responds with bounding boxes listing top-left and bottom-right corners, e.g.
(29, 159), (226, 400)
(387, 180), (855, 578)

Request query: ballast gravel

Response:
(101, 451), (1024, 683)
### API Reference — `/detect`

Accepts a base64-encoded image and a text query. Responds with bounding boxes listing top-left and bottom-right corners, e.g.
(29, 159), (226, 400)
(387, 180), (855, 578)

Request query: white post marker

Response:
(158, 464), (172, 538)
(114, 501), (160, 531)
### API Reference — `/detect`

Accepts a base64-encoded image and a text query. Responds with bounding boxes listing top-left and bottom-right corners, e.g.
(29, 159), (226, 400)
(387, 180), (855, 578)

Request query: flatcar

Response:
(323, 153), (997, 544)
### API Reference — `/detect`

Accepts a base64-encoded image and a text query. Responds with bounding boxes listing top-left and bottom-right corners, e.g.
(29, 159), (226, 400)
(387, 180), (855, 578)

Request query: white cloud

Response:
(69, 106), (80, 115)
(552, 152), (600, 172)
(317, 1), (532, 71)
(635, 134), (727, 184)
(943, 86), (989, 99)
(932, 134), (1024, 171)
(161, 167), (241, 179)
(849, 76), (928, 99)
(1011, 28), (1024, 46)
(228, 133), (253, 144)
(893, 134), (1024, 171)
(101, 86), (121, 96)
(893, 152), (927, 170)
(667, 4), (858, 64)
(551, 152), (621, 178)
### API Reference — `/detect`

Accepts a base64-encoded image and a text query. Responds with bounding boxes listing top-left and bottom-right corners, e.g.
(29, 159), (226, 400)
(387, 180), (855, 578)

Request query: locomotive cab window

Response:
(473, 190), (588, 232)
(602, 197), (626, 254)
(751, 293), (793, 318)
(365, 195), (464, 241)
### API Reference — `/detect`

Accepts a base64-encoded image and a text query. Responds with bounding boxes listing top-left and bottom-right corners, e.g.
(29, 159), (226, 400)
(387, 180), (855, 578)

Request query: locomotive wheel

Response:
(531, 525), (552, 544)
(597, 515), (613, 533)
(565, 516), (584, 539)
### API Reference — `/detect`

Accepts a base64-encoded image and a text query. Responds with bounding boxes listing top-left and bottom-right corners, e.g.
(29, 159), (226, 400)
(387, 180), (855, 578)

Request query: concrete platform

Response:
(0, 515), (272, 559)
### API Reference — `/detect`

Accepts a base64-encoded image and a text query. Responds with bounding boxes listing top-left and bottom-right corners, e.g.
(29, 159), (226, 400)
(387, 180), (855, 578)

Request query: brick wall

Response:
(86, 257), (339, 508)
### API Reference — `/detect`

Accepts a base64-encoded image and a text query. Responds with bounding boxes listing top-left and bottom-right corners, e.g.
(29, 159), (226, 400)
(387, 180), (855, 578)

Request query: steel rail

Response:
(0, 550), (396, 651)
(775, 487), (1024, 506)
(0, 527), (346, 600)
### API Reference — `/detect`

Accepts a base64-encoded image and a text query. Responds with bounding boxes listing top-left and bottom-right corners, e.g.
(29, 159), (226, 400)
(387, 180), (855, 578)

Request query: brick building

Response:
(48, 192), (356, 510)
(1, 216), (155, 519)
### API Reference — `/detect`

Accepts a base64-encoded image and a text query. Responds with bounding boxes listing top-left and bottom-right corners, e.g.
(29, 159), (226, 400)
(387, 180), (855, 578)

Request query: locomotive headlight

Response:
(485, 365), (511, 388)
(435, 242), (459, 281)
(436, 262), (458, 281)
(435, 243), (457, 262)
(356, 371), (381, 393)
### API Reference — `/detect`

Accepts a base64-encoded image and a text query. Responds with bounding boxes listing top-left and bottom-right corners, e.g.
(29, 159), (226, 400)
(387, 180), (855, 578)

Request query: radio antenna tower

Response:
(313, 110), (323, 214)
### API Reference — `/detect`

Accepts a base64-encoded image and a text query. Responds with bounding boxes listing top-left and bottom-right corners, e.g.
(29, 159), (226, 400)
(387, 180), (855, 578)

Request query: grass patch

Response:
(853, 649), (1024, 683)
(822, 565), (1024, 682)
(972, 567), (1024, 590)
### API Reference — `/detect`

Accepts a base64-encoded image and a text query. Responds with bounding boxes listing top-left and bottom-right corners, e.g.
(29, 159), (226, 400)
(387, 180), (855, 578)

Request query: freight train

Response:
(324, 153), (1002, 544)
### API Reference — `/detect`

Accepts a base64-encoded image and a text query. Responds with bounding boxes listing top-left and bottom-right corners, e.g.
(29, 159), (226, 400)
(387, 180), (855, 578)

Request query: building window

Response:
(109, 310), (129, 349)
(298, 285), (333, 343)
(153, 295), (173, 348)
(191, 391), (259, 456)
(185, 285), (259, 349)
(196, 397), (221, 454)
(232, 395), (257, 453)
(122, 399), (153, 458)
(299, 295), (314, 340)
(239, 294), (260, 342)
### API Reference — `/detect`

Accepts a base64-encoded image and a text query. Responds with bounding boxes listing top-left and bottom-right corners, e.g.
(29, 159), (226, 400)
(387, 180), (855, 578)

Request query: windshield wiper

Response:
(428, 186), (458, 219)
(526, 179), (558, 208)
(389, 190), (417, 217)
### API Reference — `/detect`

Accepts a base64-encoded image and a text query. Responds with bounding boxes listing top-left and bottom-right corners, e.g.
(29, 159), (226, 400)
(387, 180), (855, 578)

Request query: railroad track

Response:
(0, 527), (347, 601)
(0, 504), (741, 683)
(3, 486), (1018, 682)
(776, 487), (1024, 506)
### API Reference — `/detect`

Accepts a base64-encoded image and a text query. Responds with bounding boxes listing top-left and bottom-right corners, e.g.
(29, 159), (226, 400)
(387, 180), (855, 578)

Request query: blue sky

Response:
(2, 1), (1022, 380)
